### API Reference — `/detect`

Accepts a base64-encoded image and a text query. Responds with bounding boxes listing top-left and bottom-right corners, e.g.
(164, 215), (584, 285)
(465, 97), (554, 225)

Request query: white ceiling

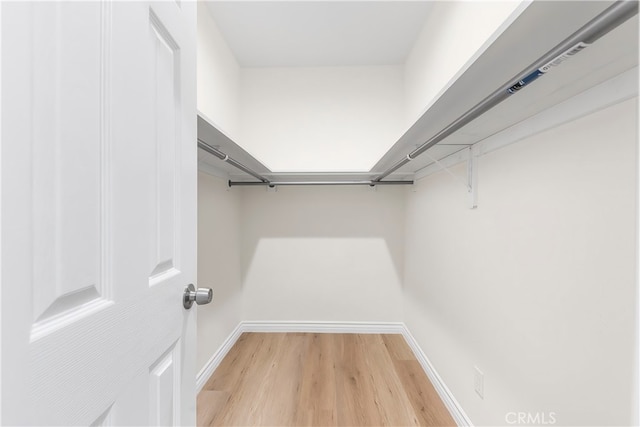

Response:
(204, 1), (433, 67)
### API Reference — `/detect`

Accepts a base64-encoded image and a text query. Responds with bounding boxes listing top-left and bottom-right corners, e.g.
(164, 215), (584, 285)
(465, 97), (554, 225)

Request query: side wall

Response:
(197, 2), (240, 138)
(403, 1), (524, 127)
(196, 173), (243, 373)
(240, 185), (406, 322)
(404, 98), (638, 426)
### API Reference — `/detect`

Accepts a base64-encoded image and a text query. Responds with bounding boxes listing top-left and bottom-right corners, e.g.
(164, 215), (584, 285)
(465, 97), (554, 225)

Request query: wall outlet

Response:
(474, 366), (484, 399)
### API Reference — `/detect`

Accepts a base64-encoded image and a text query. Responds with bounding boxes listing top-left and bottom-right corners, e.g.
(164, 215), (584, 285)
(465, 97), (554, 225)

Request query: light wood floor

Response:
(198, 333), (456, 426)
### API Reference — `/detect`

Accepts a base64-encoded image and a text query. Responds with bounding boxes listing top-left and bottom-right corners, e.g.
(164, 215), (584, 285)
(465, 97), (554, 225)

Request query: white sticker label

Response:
(538, 42), (590, 73)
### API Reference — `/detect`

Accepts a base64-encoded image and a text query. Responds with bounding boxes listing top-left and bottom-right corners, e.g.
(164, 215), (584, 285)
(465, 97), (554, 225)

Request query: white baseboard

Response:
(195, 320), (471, 426)
(401, 326), (473, 427)
(196, 323), (244, 393)
(241, 320), (405, 334)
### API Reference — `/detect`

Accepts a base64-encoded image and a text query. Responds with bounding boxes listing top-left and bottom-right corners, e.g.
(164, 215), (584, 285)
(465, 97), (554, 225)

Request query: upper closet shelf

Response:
(374, 0), (638, 180)
(197, 113), (270, 180)
(197, 113), (413, 185)
(198, 0), (638, 185)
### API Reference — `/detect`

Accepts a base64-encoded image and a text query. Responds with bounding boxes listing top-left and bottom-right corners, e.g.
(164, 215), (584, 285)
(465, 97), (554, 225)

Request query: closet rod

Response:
(228, 180), (414, 187)
(197, 139), (270, 184)
(374, 0), (638, 182)
(199, 137), (411, 186)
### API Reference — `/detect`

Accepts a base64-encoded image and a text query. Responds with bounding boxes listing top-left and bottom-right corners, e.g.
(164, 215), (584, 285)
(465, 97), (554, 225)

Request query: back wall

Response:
(239, 185), (406, 322)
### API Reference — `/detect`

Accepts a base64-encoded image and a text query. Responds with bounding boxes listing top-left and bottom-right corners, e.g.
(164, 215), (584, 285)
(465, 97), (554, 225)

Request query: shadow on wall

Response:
(238, 185), (407, 293)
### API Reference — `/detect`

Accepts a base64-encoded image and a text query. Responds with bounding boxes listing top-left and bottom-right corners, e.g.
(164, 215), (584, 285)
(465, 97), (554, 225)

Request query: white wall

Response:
(240, 185), (406, 322)
(404, 1), (524, 127)
(197, 2), (240, 138)
(196, 173), (243, 373)
(239, 66), (404, 172)
(404, 98), (638, 426)
(202, 1), (527, 172)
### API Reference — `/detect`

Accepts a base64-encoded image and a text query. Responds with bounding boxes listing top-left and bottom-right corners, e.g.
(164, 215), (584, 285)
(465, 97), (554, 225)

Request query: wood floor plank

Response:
(294, 333), (337, 426)
(211, 333), (284, 426)
(198, 333), (455, 427)
(335, 334), (382, 426)
(196, 391), (229, 427)
(203, 333), (259, 392)
(335, 334), (419, 426)
(382, 333), (416, 361)
(357, 334), (420, 426)
(258, 333), (308, 426)
(393, 360), (457, 427)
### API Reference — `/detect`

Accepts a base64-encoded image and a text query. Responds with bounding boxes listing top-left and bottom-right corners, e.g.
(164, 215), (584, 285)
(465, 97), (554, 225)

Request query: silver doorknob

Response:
(183, 284), (213, 309)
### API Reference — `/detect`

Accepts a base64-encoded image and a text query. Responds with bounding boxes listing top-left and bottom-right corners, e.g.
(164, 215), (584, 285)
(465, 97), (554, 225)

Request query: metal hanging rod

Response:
(199, 138), (413, 187)
(197, 138), (270, 183)
(228, 180), (414, 187)
(374, 0), (638, 182)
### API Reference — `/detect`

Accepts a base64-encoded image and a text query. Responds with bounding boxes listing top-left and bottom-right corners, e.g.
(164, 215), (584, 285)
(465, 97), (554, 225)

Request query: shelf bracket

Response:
(467, 145), (479, 210)
(424, 146), (478, 209)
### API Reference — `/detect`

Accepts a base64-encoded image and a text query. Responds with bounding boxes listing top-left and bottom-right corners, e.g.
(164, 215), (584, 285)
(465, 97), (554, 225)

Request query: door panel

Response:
(1, 1), (197, 425)
(149, 10), (180, 283)
(30, 0), (110, 340)
(149, 340), (181, 426)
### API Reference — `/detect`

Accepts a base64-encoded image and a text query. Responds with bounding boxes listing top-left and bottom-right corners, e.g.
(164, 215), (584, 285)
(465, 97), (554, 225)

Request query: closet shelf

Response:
(198, 0), (638, 185)
(373, 0), (638, 179)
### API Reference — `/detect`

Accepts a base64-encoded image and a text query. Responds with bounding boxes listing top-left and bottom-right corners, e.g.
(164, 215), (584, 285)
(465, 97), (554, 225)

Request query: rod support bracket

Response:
(467, 145), (480, 209)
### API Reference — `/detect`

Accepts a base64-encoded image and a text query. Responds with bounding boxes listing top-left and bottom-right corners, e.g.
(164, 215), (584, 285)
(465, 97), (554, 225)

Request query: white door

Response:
(1, 1), (197, 425)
